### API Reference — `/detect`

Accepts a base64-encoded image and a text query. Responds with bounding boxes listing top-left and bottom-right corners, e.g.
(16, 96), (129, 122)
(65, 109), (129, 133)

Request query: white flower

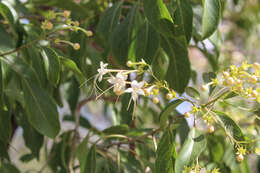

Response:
(200, 168), (206, 173)
(108, 72), (127, 94)
(97, 61), (108, 82)
(125, 80), (145, 101)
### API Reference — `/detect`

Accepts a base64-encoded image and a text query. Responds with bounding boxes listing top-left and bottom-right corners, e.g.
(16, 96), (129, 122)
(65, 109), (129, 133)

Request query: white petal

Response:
(137, 89), (145, 96)
(98, 75), (102, 82)
(131, 80), (138, 88)
(107, 77), (116, 84)
(138, 81), (144, 88)
(125, 88), (133, 93)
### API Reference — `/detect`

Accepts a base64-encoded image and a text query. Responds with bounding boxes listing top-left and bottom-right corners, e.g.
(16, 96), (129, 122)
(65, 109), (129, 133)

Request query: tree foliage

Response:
(0, 0), (259, 172)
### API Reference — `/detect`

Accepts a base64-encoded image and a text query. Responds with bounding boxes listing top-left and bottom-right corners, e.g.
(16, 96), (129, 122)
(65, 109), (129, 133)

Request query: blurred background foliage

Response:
(0, 0), (259, 172)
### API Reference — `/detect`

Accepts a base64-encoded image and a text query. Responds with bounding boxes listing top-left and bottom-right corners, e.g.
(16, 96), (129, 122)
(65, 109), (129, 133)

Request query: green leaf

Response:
(102, 124), (129, 135)
(155, 130), (176, 173)
(176, 118), (189, 145)
(63, 115), (93, 130)
(60, 57), (85, 84)
(175, 128), (207, 173)
(41, 47), (61, 86)
(96, 1), (122, 45)
(143, 0), (174, 37)
(0, 163), (20, 173)
(22, 80), (60, 138)
(0, 140), (9, 159)
(152, 48), (169, 79)
(159, 99), (183, 129)
(201, 0), (221, 39)
(0, 2), (17, 37)
(111, 4), (140, 65)
(20, 153), (35, 163)
(76, 135), (90, 172)
(135, 21), (159, 64)
(207, 135), (224, 163)
(18, 110), (43, 159)
(0, 61), (11, 145)
(172, 0), (193, 43)
(64, 78), (80, 113)
(82, 144), (96, 173)
(185, 87), (200, 100)
(161, 36), (191, 93)
(214, 111), (245, 142)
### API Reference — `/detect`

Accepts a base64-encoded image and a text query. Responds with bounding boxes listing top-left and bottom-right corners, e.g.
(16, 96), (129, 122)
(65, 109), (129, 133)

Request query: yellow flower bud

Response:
(249, 75), (257, 83)
(208, 125), (215, 133)
(74, 21), (79, 27)
(200, 85), (207, 92)
(227, 77), (235, 85)
(86, 30), (93, 37)
(73, 43), (80, 50)
(251, 90), (258, 97)
(166, 93), (173, 100)
(127, 61), (133, 67)
(222, 71), (229, 78)
(63, 10), (71, 18)
(144, 88), (150, 96)
(253, 62), (260, 70)
(184, 112), (191, 118)
(152, 97), (159, 104)
(236, 154), (244, 162)
(46, 21), (53, 30)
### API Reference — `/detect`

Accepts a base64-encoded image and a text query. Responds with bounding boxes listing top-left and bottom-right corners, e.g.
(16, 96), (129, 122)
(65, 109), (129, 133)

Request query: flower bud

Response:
(153, 97), (159, 104)
(208, 125), (215, 133)
(152, 88), (159, 95)
(127, 61), (133, 67)
(236, 153), (244, 162)
(249, 75), (257, 83)
(74, 21), (79, 27)
(144, 88), (150, 96)
(46, 21), (53, 30)
(200, 85), (207, 92)
(166, 93), (173, 100)
(184, 112), (191, 118)
(227, 77), (235, 85)
(253, 62), (260, 70)
(86, 30), (93, 37)
(251, 90), (258, 97)
(63, 10), (71, 18)
(222, 71), (229, 78)
(73, 43), (80, 50)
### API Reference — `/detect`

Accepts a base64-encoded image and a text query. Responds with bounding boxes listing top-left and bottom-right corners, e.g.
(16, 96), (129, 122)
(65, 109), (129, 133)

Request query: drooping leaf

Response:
(143, 0), (174, 37)
(111, 4), (141, 65)
(160, 36), (191, 93)
(172, 0), (193, 43)
(18, 110), (43, 159)
(159, 99), (183, 129)
(60, 57), (85, 84)
(155, 130), (176, 173)
(175, 128), (207, 173)
(22, 80), (60, 138)
(96, 1), (122, 45)
(201, 0), (221, 39)
(76, 134), (90, 172)
(64, 77), (80, 113)
(83, 144), (96, 173)
(41, 47), (61, 86)
(214, 111), (245, 142)
(135, 21), (159, 64)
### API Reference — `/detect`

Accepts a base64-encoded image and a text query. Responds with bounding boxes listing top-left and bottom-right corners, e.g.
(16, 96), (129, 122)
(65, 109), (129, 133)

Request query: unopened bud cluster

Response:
(201, 62), (260, 103)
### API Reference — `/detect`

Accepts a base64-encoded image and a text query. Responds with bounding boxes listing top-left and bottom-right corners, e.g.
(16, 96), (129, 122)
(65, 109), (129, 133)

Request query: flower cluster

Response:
(94, 60), (177, 104)
(182, 166), (220, 173)
(201, 62), (260, 102)
(41, 10), (93, 50)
